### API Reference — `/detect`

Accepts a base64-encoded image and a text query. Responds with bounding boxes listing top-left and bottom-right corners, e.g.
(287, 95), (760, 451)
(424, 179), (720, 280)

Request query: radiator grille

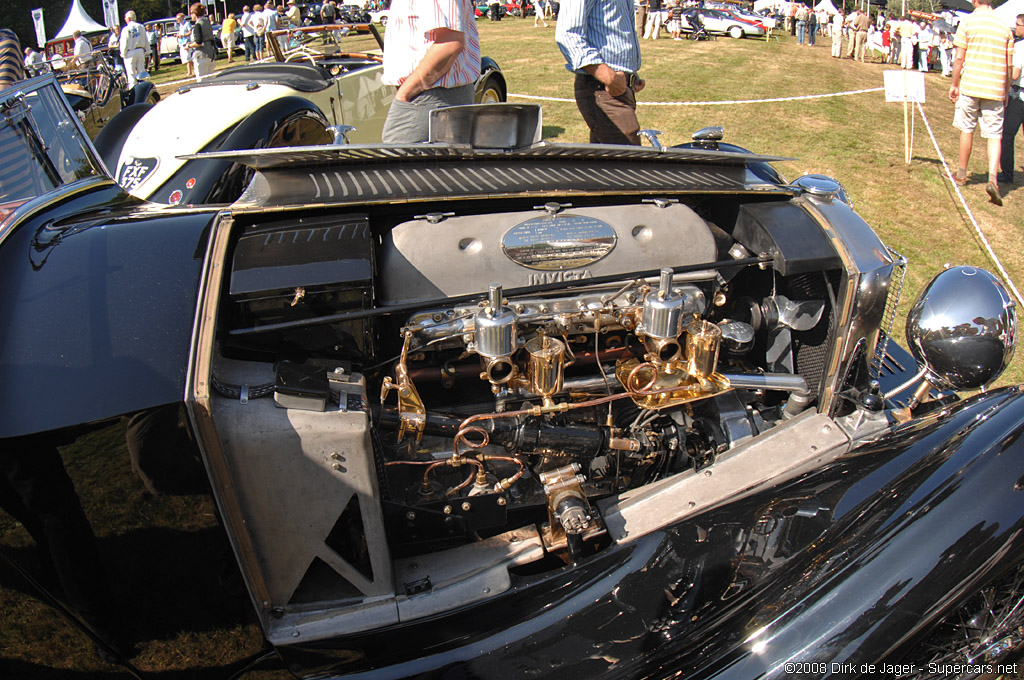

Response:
(870, 246), (907, 382)
(786, 271), (836, 401)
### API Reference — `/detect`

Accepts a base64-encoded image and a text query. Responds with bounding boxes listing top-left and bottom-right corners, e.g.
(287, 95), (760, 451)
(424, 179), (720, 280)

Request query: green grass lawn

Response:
(3, 18), (1024, 679)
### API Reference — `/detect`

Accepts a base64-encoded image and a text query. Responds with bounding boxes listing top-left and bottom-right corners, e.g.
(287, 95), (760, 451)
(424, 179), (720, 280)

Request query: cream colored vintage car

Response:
(95, 27), (506, 205)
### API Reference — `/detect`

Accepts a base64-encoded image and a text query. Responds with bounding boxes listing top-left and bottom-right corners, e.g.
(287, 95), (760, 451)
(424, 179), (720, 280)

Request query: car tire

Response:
(476, 74), (506, 104)
(379, 15), (387, 26)
(728, 25), (744, 39)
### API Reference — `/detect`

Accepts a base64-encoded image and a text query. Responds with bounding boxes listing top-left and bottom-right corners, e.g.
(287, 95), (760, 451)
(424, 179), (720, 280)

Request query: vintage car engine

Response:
(370, 202), (828, 560)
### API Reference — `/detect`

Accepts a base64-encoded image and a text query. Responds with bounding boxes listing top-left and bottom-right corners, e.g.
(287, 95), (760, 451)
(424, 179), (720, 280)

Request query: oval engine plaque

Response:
(502, 215), (617, 271)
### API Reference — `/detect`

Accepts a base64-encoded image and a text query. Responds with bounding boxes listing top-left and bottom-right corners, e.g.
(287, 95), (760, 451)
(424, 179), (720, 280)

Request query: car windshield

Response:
(0, 75), (104, 221)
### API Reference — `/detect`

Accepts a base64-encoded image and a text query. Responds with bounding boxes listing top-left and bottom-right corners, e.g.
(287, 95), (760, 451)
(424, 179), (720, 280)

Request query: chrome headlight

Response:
(906, 266), (1016, 391)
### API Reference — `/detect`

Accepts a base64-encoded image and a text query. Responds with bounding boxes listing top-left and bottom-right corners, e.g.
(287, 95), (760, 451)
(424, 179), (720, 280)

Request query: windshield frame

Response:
(0, 73), (110, 235)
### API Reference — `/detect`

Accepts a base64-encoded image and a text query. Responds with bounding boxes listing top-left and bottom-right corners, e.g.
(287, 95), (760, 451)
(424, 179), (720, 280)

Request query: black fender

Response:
(276, 387), (1024, 679)
(665, 386), (1024, 678)
(93, 102), (154, 172)
(124, 80), (158, 108)
(149, 95), (331, 205)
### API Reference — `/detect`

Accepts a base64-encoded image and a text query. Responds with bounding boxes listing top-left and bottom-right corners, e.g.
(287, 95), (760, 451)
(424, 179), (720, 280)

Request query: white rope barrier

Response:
(915, 100), (1024, 307)
(509, 86), (885, 106)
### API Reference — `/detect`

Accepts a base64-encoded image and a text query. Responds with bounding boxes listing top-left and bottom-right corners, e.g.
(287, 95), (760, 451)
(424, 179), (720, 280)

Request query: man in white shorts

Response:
(949, 0), (1013, 204)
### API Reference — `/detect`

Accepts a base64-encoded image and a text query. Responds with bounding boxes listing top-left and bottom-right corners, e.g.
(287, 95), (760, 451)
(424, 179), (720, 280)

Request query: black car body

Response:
(2, 76), (1022, 680)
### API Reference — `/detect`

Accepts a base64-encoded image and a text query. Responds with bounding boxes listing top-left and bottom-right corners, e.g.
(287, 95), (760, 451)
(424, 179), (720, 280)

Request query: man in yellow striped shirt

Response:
(949, 0), (1013, 205)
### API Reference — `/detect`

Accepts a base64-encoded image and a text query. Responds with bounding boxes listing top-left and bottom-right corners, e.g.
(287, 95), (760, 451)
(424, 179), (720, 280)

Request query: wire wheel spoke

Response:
(903, 565), (1024, 678)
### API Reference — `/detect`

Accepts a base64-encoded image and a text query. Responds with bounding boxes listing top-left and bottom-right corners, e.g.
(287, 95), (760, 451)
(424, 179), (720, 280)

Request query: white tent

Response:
(814, 0), (840, 14)
(753, 0), (795, 13)
(995, 0), (1024, 27)
(52, 0), (109, 40)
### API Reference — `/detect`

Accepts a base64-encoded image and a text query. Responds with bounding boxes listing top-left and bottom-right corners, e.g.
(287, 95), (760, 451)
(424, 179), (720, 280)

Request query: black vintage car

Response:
(2, 74), (1023, 679)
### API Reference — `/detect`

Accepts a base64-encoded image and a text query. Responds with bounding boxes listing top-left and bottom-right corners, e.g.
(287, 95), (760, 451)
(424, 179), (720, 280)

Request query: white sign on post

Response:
(884, 70), (926, 164)
(884, 69), (927, 102)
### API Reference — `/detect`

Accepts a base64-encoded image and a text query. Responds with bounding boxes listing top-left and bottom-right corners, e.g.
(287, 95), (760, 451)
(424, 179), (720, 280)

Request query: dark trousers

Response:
(574, 73), (641, 146)
(1000, 95), (1024, 180)
(0, 437), (113, 633)
(244, 35), (256, 61)
(149, 43), (160, 72)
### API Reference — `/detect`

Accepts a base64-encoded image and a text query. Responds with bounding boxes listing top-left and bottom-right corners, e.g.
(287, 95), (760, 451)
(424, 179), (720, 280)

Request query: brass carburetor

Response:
(473, 283), (570, 408)
(617, 268), (730, 409)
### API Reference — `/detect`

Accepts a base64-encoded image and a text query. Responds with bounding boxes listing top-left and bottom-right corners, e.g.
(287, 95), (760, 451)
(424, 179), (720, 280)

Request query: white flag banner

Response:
(102, 0), (120, 28)
(31, 8), (45, 48)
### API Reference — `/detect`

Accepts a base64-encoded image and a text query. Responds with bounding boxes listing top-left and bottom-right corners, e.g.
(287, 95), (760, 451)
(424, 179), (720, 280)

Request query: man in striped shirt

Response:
(381, 0), (481, 143)
(556, 0), (646, 145)
(949, 0), (1013, 205)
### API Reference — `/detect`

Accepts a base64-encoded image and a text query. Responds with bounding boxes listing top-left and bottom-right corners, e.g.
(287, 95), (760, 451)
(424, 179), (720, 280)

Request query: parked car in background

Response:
(681, 7), (765, 38)
(337, 4), (373, 22)
(4, 71), (1024, 680)
(504, 1), (533, 15)
(43, 28), (107, 61)
(475, 1), (507, 18)
(723, 8), (767, 30)
(145, 17), (184, 64)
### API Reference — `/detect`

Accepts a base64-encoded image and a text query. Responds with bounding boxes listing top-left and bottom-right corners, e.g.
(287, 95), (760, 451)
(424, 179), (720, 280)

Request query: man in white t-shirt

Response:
(120, 10), (150, 88)
(831, 10), (844, 57)
(998, 14), (1024, 184)
(263, 1), (283, 53)
(71, 30), (93, 67)
(240, 6), (256, 61)
(176, 13), (194, 76)
(23, 47), (43, 69)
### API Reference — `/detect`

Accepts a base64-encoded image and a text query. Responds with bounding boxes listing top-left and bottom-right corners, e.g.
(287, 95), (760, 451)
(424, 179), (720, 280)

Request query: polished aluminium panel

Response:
(379, 203), (717, 304)
(600, 412), (850, 543)
(501, 214), (617, 271)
